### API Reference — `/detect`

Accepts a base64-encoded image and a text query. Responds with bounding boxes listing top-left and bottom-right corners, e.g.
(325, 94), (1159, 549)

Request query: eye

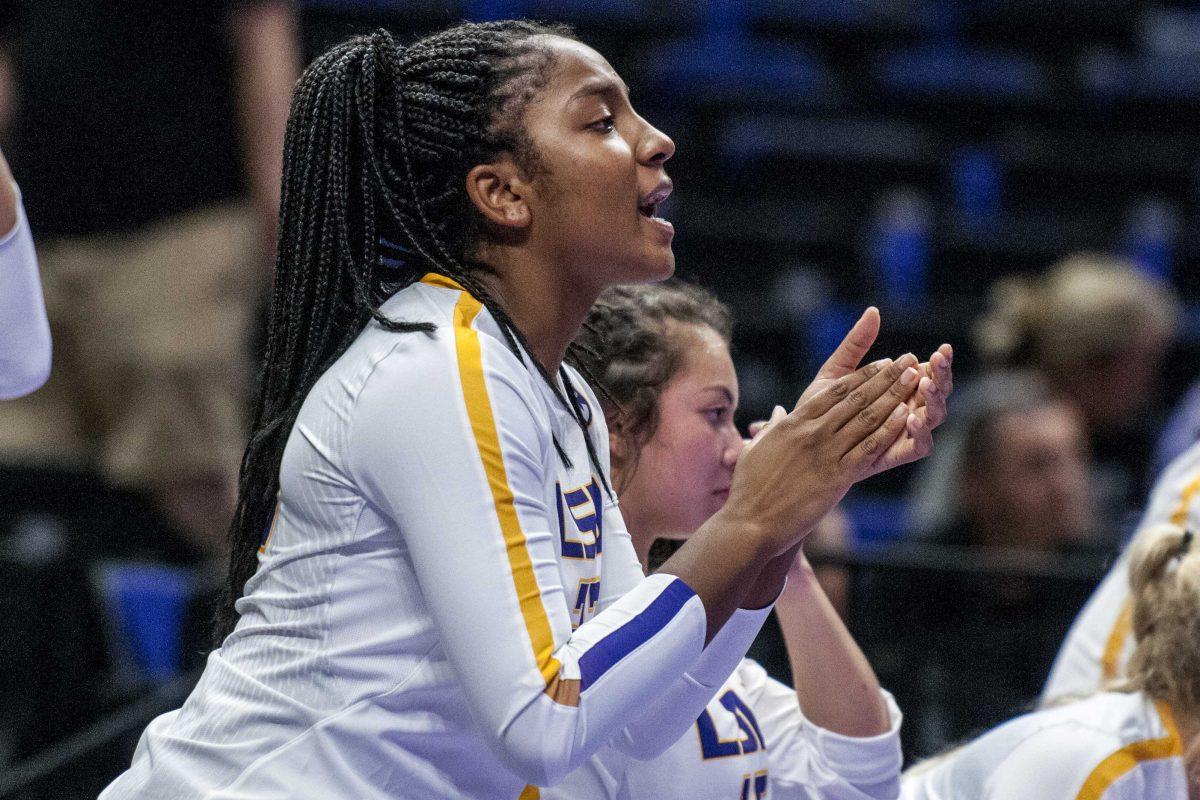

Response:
(589, 114), (616, 134)
(705, 407), (730, 425)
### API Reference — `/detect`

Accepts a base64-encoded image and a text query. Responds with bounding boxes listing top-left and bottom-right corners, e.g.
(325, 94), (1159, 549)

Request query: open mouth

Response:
(638, 179), (673, 220)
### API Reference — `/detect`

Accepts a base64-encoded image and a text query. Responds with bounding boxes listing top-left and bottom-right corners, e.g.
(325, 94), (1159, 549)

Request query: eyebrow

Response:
(700, 386), (736, 405)
(567, 76), (630, 105)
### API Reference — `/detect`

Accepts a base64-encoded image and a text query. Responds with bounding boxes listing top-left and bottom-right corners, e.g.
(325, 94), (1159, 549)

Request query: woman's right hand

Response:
(722, 345), (920, 557)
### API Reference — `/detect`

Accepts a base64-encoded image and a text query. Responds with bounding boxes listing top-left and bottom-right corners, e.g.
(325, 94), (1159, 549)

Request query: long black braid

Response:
(215, 21), (612, 643)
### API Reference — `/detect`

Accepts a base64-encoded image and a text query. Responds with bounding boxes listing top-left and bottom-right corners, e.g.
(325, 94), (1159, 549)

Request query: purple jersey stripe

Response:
(579, 577), (697, 691)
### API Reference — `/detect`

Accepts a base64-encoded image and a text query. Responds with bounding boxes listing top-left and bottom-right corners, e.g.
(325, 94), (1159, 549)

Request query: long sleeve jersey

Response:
(902, 692), (1186, 800)
(0, 193), (50, 399)
(100, 274), (766, 800)
(1043, 440), (1200, 702)
(546, 658), (903, 800)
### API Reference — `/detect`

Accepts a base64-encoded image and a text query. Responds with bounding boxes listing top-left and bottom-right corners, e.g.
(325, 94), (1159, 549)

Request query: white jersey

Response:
(546, 658), (902, 800)
(1043, 440), (1200, 702)
(101, 274), (769, 800)
(0, 192), (50, 399)
(901, 691), (1185, 800)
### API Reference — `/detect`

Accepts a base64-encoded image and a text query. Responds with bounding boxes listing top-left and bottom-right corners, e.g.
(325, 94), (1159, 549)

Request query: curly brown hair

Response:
(568, 279), (732, 491)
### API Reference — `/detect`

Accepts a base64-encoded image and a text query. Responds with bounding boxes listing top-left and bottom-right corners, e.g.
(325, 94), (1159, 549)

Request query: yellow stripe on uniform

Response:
(425, 272), (561, 687)
(1099, 468), (1200, 682)
(1168, 471), (1200, 526)
(518, 786), (540, 800)
(1074, 701), (1182, 800)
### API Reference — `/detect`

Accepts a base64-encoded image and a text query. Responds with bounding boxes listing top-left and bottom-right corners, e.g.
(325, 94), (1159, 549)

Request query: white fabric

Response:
(0, 192), (50, 399)
(547, 658), (903, 800)
(1044, 440), (1200, 701)
(901, 692), (1186, 800)
(100, 278), (744, 800)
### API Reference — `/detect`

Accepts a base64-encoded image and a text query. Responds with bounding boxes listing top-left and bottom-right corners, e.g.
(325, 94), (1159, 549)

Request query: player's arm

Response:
(738, 659), (902, 800)
(349, 331), (711, 787)
(776, 550), (891, 737)
(594, 449), (775, 760)
(0, 149), (50, 400)
(226, 0), (300, 259)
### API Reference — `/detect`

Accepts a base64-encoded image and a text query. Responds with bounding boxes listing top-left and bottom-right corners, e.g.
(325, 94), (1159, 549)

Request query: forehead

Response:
(532, 35), (625, 100)
(993, 402), (1082, 448)
(668, 323), (736, 388)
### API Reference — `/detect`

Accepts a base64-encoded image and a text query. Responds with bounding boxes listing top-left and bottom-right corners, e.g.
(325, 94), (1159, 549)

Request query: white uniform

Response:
(546, 658), (902, 800)
(100, 274), (770, 800)
(0, 192), (50, 399)
(1043, 441), (1200, 702)
(901, 691), (1185, 800)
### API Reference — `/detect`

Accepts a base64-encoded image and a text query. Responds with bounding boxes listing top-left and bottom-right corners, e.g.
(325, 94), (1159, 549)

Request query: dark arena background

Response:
(1, 1), (1199, 796)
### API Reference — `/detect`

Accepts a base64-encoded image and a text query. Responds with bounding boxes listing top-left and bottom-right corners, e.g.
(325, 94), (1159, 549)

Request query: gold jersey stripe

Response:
(427, 272), (561, 687)
(1073, 701), (1181, 800)
(518, 785), (540, 800)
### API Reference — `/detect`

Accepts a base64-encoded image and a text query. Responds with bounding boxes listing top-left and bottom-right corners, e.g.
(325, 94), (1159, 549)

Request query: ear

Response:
(465, 157), (533, 230)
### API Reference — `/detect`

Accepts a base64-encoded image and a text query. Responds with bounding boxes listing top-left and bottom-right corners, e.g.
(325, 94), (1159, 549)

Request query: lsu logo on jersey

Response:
(572, 577), (601, 630)
(556, 479), (603, 560)
(696, 689), (766, 759)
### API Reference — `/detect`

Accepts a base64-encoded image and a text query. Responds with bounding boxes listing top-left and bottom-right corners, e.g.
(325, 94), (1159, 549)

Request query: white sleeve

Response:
(571, 372), (774, 762)
(609, 600), (774, 760)
(984, 725), (1125, 800)
(0, 194), (51, 400)
(732, 659), (903, 800)
(346, 322), (707, 787)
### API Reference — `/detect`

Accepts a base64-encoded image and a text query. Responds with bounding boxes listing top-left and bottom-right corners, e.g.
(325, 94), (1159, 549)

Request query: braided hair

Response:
(215, 21), (613, 643)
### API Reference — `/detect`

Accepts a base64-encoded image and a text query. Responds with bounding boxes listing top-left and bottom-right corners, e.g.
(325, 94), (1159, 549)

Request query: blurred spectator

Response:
(0, 1), (299, 559)
(0, 1), (298, 786)
(860, 371), (1100, 761)
(972, 253), (1178, 530)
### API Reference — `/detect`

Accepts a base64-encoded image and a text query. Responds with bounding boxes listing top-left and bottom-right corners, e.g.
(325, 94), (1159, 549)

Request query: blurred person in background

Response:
(0, 3), (298, 793)
(0, 145), (48, 400)
(974, 253), (1178, 534)
(0, 0), (300, 560)
(862, 371), (1098, 760)
(901, 523), (1200, 800)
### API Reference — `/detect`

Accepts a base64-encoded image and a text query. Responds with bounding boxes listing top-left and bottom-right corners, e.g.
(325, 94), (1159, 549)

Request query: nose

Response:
(637, 118), (675, 166)
(723, 429), (744, 469)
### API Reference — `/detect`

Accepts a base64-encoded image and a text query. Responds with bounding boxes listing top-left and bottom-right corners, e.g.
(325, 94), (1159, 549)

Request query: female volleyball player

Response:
(1044, 438), (1200, 703)
(545, 281), (951, 800)
(102, 23), (948, 799)
(0, 148), (50, 400)
(902, 522), (1199, 799)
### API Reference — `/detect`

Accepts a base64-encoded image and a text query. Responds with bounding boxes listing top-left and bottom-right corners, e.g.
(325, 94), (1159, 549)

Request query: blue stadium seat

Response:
(642, 37), (834, 107)
(93, 562), (196, 684)
(877, 44), (1049, 101)
(720, 115), (937, 167)
(949, 146), (1003, 230)
(843, 494), (911, 544)
(1079, 51), (1200, 103)
(868, 189), (932, 308)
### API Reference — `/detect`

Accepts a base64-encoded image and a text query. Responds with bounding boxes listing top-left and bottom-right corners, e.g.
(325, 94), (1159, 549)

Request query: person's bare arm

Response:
(775, 551), (890, 737)
(227, 0), (300, 256)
